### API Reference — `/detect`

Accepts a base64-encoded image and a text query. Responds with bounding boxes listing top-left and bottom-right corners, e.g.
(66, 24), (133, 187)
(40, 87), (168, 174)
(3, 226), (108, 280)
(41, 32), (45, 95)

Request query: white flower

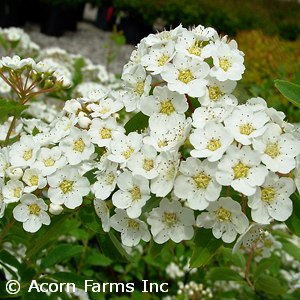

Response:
(88, 117), (124, 148)
(141, 41), (175, 74)
(161, 53), (209, 97)
(252, 123), (300, 173)
(112, 170), (150, 218)
(127, 144), (160, 180)
(50, 115), (78, 143)
(190, 122), (234, 162)
(144, 118), (191, 152)
(110, 209), (151, 247)
(206, 39), (245, 81)
(13, 194), (50, 233)
(216, 145), (268, 196)
(22, 168), (47, 193)
(59, 128), (95, 165)
(9, 135), (39, 167)
(121, 64), (151, 112)
(2, 179), (24, 203)
(248, 173), (295, 224)
(92, 162), (118, 200)
(196, 197), (249, 243)
(147, 198), (195, 244)
(140, 86), (188, 130)
(0, 178), (6, 218)
(88, 97), (123, 119)
(32, 147), (66, 176)
(108, 132), (142, 164)
(94, 198), (110, 232)
(174, 157), (221, 210)
(296, 155), (300, 194)
(47, 166), (90, 209)
(232, 224), (265, 253)
(198, 77), (237, 107)
(151, 151), (180, 197)
(49, 203), (63, 215)
(0, 148), (10, 177)
(5, 167), (23, 180)
(224, 106), (269, 145)
(192, 106), (232, 129)
(175, 29), (211, 60)
(0, 55), (35, 70)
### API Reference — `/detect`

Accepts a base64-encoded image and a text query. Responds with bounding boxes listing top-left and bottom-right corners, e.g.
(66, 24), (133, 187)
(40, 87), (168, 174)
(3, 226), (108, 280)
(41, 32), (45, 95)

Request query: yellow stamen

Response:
(261, 187), (276, 204)
(23, 149), (33, 161)
(29, 204), (41, 215)
(130, 186), (141, 201)
(160, 100), (175, 116)
(217, 207), (231, 221)
(178, 69), (194, 84)
(193, 173), (211, 189)
(135, 81), (145, 96)
(122, 147), (134, 159)
(265, 143), (280, 159)
(127, 219), (140, 230)
(59, 180), (74, 194)
(44, 158), (55, 167)
(100, 128), (112, 139)
(219, 58), (231, 71)
(233, 161), (249, 179)
(143, 159), (154, 171)
(163, 212), (178, 227)
(207, 139), (221, 151)
(29, 175), (39, 186)
(157, 54), (170, 66)
(240, 123), (255, 135)
(208, 86), (224, 101)
(73, 138), (85, 152)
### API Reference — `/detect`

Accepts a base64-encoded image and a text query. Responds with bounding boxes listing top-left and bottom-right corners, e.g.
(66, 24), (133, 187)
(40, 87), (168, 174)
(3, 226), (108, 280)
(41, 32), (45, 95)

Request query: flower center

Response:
(208, 86), (224, 101)
(44, 158), (55, 167)
(130, 186), (141, 201)
(188, 40), (202, 56)
(135, 81), (145, 96)
(105, 173), (115, 185)
(13, 187), (22, 198)
(157, 54), (170, 67)
(265, 142), (280, 159)
(100, 128), (112, 139)
(217, 207), (231, 221)
(239, 123), (255, 135)
(207, 139), (221, 151)
(163, 212), (178, 227)
(122, 147), (134, 159)
(167, 165), (176, 180)
(158, 139), (168, 148)
(73, 138), (85, 153)
(143, 159), (154, 171)
(193, 172), (211, 189)
(233, 161), (249, 179)
(29, 175), (39, 186)
(23, 149), (33, 161)
(219, 58), (231, 71)
(100, 108), (110, 115)
(160, 100), (175, 116)
(29, 204), (41, 215)
(127, 219), (140, 230)
(261, 187), (277, 204)
(59, 180), (74, 194)
(178, 69), (194, 84)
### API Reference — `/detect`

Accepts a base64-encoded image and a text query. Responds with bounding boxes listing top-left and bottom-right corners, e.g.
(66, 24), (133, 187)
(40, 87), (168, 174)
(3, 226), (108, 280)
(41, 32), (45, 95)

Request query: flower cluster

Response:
(1, 25), (300, 252)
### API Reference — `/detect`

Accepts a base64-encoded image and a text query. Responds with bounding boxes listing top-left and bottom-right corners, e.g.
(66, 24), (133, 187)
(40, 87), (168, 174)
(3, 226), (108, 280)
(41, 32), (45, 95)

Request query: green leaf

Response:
(79, 205), (103, 233)
(0, 99), (27, 123)
(85, 252), (112, 266)
(254, 274), (286, 296)
(0, 250), (23, 272)
(72, 57), (85, 86)
(206, 267), (244, 282)
(41, 244), (83, 268)
(124, 112), (149, 134)
(50, 272), (87, 290)
(189, 228), (222, 268)
(274, 80), (300, 109)
(280, 240), (300, 262)
(285, 194), (300, 238)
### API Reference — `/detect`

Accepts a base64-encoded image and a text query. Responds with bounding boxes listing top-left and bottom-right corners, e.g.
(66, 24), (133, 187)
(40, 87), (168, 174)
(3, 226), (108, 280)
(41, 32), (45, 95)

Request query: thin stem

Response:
(0, 72), (20, 96)
(245, 247), (255, 289)
(241, 193), (246, 214)
(4, 116), (17, 146)
(185, 94), (195, 113)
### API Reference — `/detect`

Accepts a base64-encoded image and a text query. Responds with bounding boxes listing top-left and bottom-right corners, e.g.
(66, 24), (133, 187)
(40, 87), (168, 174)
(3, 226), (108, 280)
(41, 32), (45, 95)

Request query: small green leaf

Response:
(0, 250), (23, 271)
(285, 194), (300, 238)
(274, 80), (300, 109)
(85, 252), (112, 266)
(189, 228), (222, 268)
(124, 112), (149, 134)
(0, 99), (27, 123)
(41, 244), (83, 268)
(79, 205), (103, 233)
(206, 267), (244, 282)
(254, 274), (286, 296)
(280, 240), (300, 262)
(50, 272), (87, 290)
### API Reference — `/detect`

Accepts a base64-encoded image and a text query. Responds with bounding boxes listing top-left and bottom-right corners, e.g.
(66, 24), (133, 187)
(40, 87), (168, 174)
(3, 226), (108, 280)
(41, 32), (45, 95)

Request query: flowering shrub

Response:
(1, 25), (300, 299)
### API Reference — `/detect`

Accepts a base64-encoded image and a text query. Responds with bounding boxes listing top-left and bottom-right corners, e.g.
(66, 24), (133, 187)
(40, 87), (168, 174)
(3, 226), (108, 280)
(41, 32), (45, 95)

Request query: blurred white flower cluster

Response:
(0, 25), (300, 254)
